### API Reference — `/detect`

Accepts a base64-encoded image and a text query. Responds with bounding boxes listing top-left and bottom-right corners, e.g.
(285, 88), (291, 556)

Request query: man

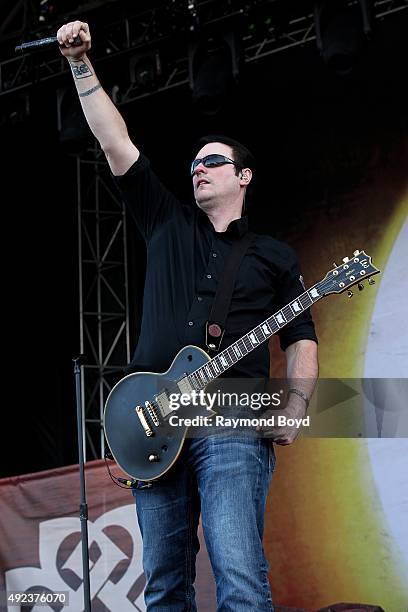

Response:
(57, 21), (318, 611)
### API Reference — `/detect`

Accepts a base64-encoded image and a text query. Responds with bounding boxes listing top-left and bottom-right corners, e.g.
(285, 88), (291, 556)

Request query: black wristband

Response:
(288, 388), (309, 409)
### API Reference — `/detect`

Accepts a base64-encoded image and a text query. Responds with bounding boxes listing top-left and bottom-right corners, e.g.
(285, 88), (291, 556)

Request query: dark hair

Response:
(192, 134), (257, 210)
(192, 134), (256, 175)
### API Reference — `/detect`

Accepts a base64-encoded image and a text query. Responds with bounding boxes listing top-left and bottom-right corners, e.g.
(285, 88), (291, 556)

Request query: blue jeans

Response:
(133, 432), (276, 611)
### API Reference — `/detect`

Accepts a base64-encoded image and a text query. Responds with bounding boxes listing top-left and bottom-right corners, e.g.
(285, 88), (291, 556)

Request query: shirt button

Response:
(212, 252), (217, 258)
(197, 296), (202, 302)
(188, 321), (194, 326)
(206, 274), (212, 279)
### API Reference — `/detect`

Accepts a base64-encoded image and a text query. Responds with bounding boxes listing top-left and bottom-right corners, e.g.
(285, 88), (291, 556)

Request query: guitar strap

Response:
(205, 231), (255, 353)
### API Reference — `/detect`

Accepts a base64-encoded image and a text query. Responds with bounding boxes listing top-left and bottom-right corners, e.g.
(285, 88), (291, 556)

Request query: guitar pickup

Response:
(177, 375), (195, 395)
(155, 391), (174, 417)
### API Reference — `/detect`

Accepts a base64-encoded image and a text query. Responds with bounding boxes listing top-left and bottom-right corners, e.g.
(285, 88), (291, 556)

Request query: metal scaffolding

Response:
(76, 143), (130, 460)
(1, 0), (406, 100)
(2, 0), (406, 459)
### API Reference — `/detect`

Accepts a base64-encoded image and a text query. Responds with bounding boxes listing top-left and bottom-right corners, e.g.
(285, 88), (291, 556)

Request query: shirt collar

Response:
(197, 207), (248, 238)
(227, 215), (248, 237)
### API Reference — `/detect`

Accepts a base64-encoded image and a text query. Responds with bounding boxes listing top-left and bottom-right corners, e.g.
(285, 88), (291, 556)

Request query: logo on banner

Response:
(5, 505), (146, 611)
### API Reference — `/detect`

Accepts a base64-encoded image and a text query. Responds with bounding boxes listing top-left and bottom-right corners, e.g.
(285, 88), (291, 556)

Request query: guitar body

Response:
(103, 251), (379, 483)
(103, 345), (211, 481)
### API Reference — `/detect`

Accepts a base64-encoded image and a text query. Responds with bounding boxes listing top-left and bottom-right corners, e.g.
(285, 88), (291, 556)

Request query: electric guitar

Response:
(103, 250), (380, 481)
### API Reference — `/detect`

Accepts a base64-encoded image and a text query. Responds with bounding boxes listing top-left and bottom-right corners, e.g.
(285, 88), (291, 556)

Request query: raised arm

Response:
(57, 20), (139, 175)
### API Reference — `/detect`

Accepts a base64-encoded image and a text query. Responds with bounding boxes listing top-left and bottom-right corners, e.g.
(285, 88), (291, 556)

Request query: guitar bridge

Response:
(145, 401), (160, 426)
(135, 405), (153, 437)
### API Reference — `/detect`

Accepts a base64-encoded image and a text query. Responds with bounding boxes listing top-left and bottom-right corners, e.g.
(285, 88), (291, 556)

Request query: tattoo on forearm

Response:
(69, 59), (93, 79)
(79, 84), (102, 97)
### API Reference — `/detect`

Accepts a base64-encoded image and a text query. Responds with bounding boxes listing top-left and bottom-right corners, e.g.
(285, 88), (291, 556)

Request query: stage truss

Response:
(76, 144), (130, 460)
(1, 0), (406, 460)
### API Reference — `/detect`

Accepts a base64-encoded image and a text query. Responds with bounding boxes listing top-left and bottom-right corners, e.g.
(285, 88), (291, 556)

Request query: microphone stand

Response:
(73, 355), (92, 612)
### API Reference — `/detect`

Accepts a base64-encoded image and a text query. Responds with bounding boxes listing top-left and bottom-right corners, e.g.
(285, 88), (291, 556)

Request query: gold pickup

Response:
(135, 405), (153, 437)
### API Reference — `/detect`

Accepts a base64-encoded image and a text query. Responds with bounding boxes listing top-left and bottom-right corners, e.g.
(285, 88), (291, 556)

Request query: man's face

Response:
(192, 142), (242, 209)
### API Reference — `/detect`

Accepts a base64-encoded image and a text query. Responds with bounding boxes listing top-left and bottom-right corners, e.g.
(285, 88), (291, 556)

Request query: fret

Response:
(197, 369), (207, 386)
(308, 286), (320, 300)
(204, 364), (213, 380)
(189, 373), (199, 390)
(267, 317), (279, 333)
(223, 350), (233, 366)
(275, 311), (286, 327)
(228, 345), (237, 360)
(290, 299), (303, 313)
(237, 339), (248, 355)
(282, 305), (294, 321)
(243, 335), (253, 351)
(212, 359), (221, 374)
(255, 327), (266, 342)
(224, 346), (234, 364)
(299, 292), (312, 308)
(262, 322), (272, 336)
(220, 354), (229, 368)
(201, 368), (209, 385)
(208, 362), (217, 378)
(228, 346), (238, 363)
(232, 343), (242, 358)
(223, 349), (233, 366)
(195, 372), (203, 389)
(249, 332), (259, 346)
(190, 280), (324, 386)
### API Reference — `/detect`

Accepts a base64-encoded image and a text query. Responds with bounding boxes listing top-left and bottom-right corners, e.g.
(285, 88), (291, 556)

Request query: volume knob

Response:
(148, 453), (159, 462)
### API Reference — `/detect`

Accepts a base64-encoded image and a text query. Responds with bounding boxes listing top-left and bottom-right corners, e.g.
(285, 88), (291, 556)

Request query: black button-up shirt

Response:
(114, 154), (317, 378)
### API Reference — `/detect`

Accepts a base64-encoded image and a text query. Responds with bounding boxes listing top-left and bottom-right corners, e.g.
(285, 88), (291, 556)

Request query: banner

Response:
(0, 460), (214, 611)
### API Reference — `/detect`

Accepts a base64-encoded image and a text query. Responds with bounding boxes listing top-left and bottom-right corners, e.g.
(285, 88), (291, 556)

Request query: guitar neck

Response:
(188, 281), (324, 391)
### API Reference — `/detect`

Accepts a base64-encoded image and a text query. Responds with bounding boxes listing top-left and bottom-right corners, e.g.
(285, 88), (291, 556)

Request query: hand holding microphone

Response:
(56, 21), (91, 60)
(15, 21), (92, 58)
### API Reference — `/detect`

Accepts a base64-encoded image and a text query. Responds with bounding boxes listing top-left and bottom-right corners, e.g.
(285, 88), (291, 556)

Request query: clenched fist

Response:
(57, 21), (91, 60)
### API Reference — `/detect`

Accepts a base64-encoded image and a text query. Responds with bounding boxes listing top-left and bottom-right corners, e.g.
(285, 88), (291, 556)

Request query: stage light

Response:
(187, 0), (199, 32)
(38, 0), (56, 23)
(188, 32), (240, 116)
(314, 0), (373, 76)
(129, 51), (162, 92)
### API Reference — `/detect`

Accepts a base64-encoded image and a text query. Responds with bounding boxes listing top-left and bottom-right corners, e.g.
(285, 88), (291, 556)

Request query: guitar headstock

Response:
(319, 250), (380, 296)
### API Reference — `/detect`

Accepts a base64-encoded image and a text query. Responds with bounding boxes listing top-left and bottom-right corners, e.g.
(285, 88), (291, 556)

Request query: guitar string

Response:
(187, 270), (373, 391)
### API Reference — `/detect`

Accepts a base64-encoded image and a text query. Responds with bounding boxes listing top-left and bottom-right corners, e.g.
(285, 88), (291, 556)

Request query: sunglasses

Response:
(190, 154), (240, 177)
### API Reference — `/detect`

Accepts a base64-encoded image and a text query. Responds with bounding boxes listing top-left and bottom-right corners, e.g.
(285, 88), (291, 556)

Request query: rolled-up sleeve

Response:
(275, 247), (318, 351)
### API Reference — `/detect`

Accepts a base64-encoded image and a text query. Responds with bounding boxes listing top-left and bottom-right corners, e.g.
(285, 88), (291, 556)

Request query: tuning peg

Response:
(368, 278), (376, 285)
(358, 283), (364, 291)
(353, 250), (360, 256)
(347, 290), (353, 298)
(343, 257), (350, 263)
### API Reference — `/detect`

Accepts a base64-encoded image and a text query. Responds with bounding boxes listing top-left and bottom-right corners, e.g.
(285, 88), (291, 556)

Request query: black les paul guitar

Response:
(103, 250), (380, 481)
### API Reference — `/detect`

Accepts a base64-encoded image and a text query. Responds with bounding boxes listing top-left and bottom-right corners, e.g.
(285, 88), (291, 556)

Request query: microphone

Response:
(15, 34), (81, 53)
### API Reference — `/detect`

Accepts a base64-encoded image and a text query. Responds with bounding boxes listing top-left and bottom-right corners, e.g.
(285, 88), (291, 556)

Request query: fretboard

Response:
(188, 282), (323, 391)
